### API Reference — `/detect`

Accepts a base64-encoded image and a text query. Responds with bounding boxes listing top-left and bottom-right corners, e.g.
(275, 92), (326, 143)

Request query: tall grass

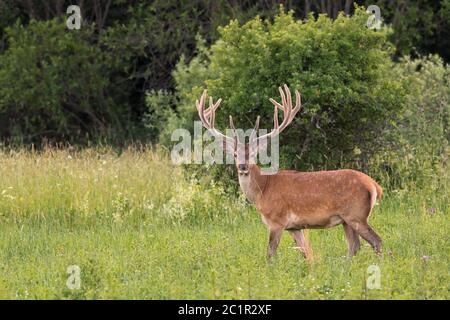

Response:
(0, 147), (448, 299)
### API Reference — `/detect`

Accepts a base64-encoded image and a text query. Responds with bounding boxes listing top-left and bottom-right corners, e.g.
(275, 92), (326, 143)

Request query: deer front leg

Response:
(289, 229), (313, 262)
(267, 228), (283, 262)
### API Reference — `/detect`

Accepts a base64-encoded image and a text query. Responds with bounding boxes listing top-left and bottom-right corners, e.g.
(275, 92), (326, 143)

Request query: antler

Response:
(196, 85), (300, 151)
(253, 84), (301, 143)
(196, 90), (236, 148)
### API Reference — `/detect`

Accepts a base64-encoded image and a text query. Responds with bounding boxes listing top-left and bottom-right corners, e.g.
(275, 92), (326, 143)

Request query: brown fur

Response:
(239, 164), (383, 261)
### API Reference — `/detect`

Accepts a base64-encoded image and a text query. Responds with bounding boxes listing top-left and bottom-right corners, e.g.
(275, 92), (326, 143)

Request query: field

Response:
(0, 148), (448, 299)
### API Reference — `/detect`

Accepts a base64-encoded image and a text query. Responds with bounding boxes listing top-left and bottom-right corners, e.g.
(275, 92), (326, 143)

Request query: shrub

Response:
(143, 90), (176, 141)
(158, 7), (409, 174)
(0, 19), (132, 143)
(369, 55), (450, 189)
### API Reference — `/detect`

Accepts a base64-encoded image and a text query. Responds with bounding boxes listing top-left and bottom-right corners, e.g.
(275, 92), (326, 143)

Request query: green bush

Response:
(0, 19), (130, 143)
(157, 7), (409, 174)
(369, 55), (450, 189)
(143, 90), (176, 141)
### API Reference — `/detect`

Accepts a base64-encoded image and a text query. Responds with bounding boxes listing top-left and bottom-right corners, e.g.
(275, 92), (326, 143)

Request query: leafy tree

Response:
(371, 55), (450, 188)
(0, 19), (128, 142)
(158, 7), (408, 172)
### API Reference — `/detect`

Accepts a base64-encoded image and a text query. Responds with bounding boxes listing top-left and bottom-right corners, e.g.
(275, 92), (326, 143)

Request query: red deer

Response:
(196, 85), (383, 261)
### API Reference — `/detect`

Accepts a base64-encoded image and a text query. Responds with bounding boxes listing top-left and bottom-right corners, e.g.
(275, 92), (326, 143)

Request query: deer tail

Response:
(374, 181), (383, 201)
(369, 181), (383, 213)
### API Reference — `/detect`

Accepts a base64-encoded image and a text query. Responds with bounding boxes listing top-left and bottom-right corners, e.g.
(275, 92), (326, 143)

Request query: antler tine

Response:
(230, 115), (240, 147)
(196, 90), (210, 127)
(203, 96), (221, 121)
(284, 84), (292, 110)
(229, 115), (237, 135)
(229, 115), (235, 127)
(282, 85), (293, 110)
(290, 90), (301, 122)
(279, 86), (287, 110)
(273, 105), (279, 130)
(269, 98), (284, 111)
(209, 96), (221, 128)
(267, 86), (290, 132)
(275, 85), (293, 132)
(196, 90), (235, 147)
(210, 104), (216, 128)
(256, 84), (300, 142)
(249, 116), (260, 142)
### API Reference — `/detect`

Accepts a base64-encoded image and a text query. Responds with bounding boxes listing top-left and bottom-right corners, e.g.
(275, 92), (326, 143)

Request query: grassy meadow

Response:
(0, 148), (448, 299)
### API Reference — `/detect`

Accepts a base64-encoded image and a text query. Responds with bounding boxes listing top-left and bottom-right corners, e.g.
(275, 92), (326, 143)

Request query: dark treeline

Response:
(0, 0), (448, 145)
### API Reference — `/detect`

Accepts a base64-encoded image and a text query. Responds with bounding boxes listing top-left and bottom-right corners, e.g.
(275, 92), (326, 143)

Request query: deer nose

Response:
(238, 164), (249, 175)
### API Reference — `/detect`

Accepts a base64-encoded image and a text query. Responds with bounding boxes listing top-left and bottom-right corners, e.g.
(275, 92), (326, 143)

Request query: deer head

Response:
(196, 84), (301, 175)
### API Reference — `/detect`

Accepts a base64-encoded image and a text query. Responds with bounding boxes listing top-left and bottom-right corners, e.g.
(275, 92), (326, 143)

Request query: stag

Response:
(196, 85), (383, 261)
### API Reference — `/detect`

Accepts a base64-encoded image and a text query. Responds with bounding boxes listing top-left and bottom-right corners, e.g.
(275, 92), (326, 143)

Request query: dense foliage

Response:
(0, 1), (448, 189)
(371, 55), (450, 189)
(0, 0), (280, 143)
(157, 9), (408, 171)
(0, 20), (124, 142)
(0, 1), (448, 145)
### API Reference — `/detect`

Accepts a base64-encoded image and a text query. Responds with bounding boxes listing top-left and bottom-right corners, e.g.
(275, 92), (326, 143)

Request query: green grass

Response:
(0, 148), (448, 299)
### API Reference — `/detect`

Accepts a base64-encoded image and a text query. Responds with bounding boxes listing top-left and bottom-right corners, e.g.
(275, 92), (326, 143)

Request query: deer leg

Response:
(267, 228), (283, 262)
(289, 230), (313, 262)
(345, 220), (382, 255)
(343, 222), (360, 257)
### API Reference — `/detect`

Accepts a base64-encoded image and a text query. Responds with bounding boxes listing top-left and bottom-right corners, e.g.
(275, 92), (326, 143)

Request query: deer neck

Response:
(238, 164), (268, 204)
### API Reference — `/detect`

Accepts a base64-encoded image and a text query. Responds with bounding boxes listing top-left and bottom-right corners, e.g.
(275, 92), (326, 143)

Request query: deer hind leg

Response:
(267, 227), (283, 262)
(289, 230), (313, 262)
(343, 222), (360, 257)
(345, 220), (382, 255)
